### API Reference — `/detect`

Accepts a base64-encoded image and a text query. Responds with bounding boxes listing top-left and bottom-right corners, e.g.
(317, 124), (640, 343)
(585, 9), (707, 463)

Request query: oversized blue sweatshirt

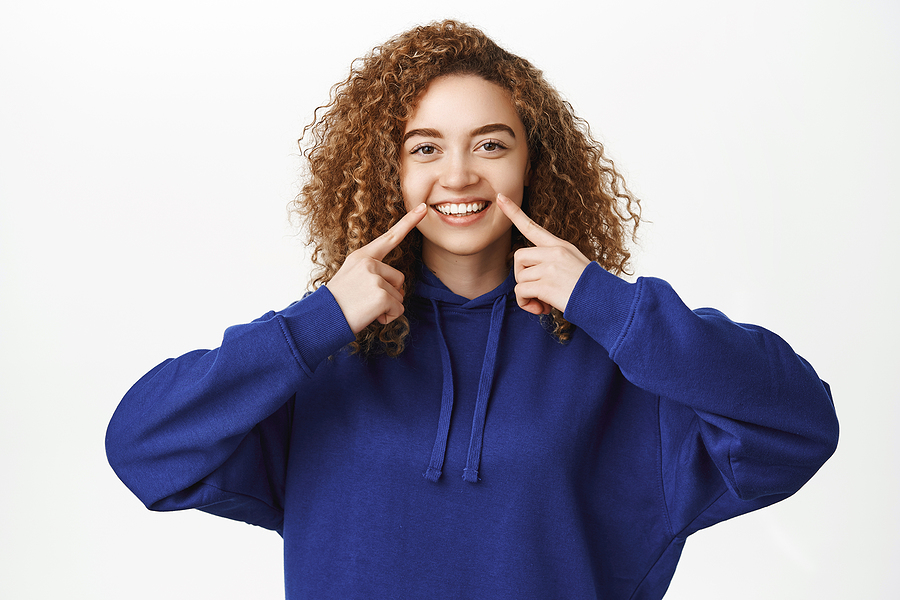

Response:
(106, 263), (838, 599)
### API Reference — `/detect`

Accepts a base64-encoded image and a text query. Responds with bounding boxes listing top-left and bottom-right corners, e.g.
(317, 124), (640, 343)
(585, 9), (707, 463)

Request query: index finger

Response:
(495, 193), (561, 246)
(362, 202), (427, 260)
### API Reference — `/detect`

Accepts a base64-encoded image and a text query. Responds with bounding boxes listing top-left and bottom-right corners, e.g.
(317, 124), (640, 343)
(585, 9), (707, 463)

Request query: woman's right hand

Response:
(325, 203), (427, 334)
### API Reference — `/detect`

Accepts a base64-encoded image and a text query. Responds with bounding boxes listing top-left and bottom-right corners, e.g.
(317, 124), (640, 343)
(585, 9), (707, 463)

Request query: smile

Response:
(433, 201), (488, 216)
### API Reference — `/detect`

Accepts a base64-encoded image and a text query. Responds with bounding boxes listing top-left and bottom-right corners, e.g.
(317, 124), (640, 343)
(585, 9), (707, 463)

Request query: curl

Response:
(291, 20), (640, 354)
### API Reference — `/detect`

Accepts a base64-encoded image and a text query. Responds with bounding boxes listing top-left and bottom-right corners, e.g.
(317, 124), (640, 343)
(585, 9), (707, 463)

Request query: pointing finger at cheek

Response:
(364, 203), (427, 261)
(495, 193), (560, 247)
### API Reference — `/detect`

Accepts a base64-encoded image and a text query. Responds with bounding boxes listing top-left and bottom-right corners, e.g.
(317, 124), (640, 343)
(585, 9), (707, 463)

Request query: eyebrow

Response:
(402, 123), (516, 145)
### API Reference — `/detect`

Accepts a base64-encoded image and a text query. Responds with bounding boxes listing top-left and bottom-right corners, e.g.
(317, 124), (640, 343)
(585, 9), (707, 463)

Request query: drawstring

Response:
(463, 295), (506, 483)
(423, 295), (506, 484)
(424, 299), (455, 482)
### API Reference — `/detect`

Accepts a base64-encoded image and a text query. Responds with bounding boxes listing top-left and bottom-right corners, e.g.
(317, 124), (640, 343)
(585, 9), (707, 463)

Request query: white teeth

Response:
(435, 201), (486, 216)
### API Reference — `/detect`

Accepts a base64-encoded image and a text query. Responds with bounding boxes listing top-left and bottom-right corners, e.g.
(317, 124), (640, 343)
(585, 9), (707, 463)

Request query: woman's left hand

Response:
(496, 193), (591, 315)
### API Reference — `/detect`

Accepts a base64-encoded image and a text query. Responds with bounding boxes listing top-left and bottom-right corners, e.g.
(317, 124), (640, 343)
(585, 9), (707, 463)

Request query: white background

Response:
(1, 0), (897, 598)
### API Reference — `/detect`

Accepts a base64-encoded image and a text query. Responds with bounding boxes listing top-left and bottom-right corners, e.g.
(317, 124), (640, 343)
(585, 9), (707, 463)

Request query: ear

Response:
(523, 161), (533, 186)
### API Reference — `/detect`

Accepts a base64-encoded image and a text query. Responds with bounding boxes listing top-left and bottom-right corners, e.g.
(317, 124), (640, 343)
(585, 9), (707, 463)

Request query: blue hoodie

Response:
(106, 263), (838, 599)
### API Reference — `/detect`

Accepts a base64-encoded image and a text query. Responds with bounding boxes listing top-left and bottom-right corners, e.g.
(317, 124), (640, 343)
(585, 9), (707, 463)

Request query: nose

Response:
(439, 152), (479, 190)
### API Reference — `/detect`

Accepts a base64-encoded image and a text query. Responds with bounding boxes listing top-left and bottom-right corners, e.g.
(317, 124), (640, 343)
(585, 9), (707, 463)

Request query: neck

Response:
(421, 243), (510, 300)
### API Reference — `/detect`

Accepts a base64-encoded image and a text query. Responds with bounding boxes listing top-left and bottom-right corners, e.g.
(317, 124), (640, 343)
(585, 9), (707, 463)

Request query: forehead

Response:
(404, 74), (524, 134)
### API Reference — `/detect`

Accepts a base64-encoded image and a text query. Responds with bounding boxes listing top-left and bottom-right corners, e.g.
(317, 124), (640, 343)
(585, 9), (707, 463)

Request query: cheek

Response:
(399, 167), (422, 209)
(493, 165), (529, 199)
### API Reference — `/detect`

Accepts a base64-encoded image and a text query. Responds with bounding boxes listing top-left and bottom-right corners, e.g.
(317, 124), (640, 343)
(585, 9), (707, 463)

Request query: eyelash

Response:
(479, 140), (507, 152)
(410, 144), (437, 155)
(409, 140), (508, 155)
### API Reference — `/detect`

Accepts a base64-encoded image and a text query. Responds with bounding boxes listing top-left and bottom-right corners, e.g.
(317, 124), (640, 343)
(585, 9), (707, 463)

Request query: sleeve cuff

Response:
(563, 262), (641, 352)
(277, 287), (356, 373)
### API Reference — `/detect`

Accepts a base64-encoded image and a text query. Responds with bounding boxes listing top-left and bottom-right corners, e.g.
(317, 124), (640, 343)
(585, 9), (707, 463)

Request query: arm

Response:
(106, 204), (426, 530)
(565, 263), (838, 505)
(105, 287), (355, 532)
(497, 194), (838, 527)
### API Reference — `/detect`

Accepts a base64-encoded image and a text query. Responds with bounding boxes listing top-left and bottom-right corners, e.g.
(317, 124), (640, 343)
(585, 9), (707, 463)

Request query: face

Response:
(400, 74), (531, 270)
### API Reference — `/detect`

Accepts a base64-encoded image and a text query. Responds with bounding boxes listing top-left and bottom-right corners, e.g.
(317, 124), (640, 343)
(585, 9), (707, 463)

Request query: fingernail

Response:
(414, 203), (426, 213)
(496, 193), (507, 203)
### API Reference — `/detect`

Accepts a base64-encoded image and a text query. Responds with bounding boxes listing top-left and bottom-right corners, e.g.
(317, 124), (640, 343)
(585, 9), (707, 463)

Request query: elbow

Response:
(809, 408), (840, 470)
(728, 410), (839, 502)
(779, 404), (840, 497)
(772, 378), (840, 494)
(105, 403), (172, 510)
(105, 405), (132, 482)
(105, 415), (150, 506)
(804, 379), (840, 468)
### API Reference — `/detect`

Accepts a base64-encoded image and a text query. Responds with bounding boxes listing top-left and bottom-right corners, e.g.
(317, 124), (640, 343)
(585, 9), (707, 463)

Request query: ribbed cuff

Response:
(278, 287), (356, 373)
(563, 262), (640, 352)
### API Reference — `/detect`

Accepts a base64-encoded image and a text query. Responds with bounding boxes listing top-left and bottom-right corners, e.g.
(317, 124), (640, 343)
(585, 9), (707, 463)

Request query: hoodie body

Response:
(106, 263), (838, 599)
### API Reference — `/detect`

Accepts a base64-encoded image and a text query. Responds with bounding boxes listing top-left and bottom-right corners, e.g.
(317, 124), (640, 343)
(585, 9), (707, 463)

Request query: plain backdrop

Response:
(1, 0), (897, 598)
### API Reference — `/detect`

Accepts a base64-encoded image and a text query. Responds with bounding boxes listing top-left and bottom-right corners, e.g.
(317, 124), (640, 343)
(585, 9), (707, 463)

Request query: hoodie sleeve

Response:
(105, 286), (356, 533)
(564, 262), (839, 534)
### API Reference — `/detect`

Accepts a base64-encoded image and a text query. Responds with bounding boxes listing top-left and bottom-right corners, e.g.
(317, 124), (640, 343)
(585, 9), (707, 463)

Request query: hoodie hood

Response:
(414, 265), (516, 483)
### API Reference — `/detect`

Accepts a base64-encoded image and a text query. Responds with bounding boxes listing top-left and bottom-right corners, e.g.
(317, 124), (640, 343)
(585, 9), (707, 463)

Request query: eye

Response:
(411, 144), (438, 155)
(479, 140), (507, 153)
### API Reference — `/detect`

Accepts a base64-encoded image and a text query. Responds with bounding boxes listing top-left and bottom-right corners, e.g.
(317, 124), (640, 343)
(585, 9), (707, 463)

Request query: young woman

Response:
(106, 20), (839, 599)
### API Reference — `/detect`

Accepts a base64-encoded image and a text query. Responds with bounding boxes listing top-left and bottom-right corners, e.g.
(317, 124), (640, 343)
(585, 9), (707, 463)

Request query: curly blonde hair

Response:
(292, 20), (640, 355)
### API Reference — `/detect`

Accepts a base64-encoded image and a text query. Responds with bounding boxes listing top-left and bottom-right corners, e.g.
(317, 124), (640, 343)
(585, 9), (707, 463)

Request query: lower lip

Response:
(431, 202), (492, 225)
